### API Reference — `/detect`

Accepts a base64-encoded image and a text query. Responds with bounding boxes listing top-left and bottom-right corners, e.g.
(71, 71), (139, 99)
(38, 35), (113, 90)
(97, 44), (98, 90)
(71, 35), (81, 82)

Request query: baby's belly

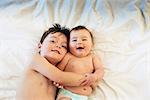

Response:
(17, 69), (50, 99)
(65, 86), (92, 96)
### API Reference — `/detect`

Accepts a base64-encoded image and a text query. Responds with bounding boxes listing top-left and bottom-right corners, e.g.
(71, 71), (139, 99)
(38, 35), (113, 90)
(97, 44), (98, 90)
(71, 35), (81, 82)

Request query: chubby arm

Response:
(92, 54), (104, 82)
(81, 54), (104, 87)
(31, 54), (84, 86)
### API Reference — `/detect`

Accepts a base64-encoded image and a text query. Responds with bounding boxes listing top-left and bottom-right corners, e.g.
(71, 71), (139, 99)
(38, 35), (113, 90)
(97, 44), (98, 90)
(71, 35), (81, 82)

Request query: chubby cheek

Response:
(40, 46), (51, 56)
(69, 44), (75, 51)
(69, 47), (74, 53)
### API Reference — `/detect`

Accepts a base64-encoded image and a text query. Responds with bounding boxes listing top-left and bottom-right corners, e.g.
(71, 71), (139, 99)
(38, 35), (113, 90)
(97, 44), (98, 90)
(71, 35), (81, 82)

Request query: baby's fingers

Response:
(86, 80), (93, 86)
(53, 82), (61, 88)
(53, 81), (56, 85)
(58, 85), (63, 88)
(80, 79), (89, 86)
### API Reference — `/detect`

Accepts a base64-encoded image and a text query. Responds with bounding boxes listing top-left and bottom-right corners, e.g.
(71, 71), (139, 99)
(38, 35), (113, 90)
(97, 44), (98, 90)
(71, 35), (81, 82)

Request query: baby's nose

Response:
(56, 44), (61, 48)
(77, 39), (82, 44)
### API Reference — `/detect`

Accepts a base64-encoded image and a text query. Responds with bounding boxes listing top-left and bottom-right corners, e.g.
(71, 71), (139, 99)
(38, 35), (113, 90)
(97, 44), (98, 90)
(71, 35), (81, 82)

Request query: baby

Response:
(16, 24), (94, 100)
(56, 26), (104, 100)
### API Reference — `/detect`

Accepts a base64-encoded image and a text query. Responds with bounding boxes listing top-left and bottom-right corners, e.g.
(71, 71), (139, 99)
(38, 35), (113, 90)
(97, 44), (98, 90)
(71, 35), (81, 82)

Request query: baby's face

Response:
(39, 32), (67, 65)
(69, 29), (93, 57)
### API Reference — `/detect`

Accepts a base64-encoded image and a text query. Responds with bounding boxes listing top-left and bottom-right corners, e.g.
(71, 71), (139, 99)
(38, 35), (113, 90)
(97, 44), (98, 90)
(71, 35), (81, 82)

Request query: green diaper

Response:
(57, 89), (88, 100)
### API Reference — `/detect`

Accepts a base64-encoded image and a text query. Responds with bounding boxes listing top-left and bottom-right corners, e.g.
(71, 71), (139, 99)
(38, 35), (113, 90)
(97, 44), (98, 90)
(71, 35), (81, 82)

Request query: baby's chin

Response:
(44, 55), (62, 65)
(73, 52), (89, 57)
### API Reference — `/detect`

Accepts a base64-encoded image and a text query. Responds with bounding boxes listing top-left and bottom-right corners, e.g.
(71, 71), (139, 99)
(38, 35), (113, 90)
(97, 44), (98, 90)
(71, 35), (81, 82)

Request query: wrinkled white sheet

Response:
(0, 0), (150, 100)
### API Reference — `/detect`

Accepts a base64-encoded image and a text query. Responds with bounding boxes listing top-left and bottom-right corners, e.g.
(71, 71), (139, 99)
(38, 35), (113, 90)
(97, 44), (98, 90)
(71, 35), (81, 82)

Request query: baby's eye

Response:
(72, 39), (77, 42)
(62, 45), (67, 49)
(82, 38), (87, 41)
(50, 40), (55, 43)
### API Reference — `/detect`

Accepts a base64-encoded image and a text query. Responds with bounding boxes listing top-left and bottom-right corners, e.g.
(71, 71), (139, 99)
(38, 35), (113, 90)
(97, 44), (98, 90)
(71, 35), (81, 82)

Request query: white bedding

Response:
(0, 0), (149, 100)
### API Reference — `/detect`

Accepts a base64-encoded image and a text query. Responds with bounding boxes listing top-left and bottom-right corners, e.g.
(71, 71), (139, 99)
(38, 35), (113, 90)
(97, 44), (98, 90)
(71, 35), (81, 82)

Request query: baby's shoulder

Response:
(89, 53), (96, 57)
(89, 53), (100, 60)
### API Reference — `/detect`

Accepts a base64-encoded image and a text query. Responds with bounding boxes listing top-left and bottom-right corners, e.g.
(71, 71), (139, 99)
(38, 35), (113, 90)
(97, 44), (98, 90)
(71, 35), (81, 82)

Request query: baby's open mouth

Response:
(76, 47), (84, 50)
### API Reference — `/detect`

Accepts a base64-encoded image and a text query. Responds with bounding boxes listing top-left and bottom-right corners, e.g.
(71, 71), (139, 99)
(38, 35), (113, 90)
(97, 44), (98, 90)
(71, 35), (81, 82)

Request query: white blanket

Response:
(0, 0), (149, 100)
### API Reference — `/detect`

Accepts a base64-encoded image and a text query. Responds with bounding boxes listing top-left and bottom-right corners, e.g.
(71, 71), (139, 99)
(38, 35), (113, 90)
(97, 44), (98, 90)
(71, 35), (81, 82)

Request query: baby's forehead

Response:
(48, 32), (66, 38)
(46, 32), (67, 42)
(70, 30), (91, 37)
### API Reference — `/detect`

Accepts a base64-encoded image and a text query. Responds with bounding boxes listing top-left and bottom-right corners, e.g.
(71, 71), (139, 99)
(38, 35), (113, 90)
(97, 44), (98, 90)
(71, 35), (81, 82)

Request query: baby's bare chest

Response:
(65, 56), (94, 74)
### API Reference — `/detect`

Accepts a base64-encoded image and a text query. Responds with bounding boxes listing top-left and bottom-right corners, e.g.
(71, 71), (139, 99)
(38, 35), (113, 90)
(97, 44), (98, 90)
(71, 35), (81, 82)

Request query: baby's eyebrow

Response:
(71, 36), (88, 39)
(71, 37), (77, 39)
(81, 36), (88, 38)
(50, 36), (57, 38)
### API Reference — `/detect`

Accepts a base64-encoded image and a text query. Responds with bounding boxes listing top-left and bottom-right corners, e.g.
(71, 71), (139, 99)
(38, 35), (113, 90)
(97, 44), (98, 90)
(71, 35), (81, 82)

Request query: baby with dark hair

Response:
(16, 24), (86, 100)
(56, 26), (104, 100)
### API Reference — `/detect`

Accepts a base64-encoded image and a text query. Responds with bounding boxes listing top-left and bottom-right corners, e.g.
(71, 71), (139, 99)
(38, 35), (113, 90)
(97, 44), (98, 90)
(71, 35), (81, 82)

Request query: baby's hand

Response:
(80, 73), (97, 86)
(53, 81), (63, 88)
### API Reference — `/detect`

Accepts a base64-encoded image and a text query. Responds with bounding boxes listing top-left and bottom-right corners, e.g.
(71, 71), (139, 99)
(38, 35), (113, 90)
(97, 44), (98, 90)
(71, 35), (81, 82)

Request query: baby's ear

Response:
(38, 43), (42, 48)
(38, 43), (42, 53)
(38, 43), (42, 51)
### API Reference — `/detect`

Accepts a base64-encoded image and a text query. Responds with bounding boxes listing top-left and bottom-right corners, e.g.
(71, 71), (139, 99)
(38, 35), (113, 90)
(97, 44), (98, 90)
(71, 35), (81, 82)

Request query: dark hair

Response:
(70, 25), (94, 44)
(40, 24), (70, 43)
(40, 24), (70, 51)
